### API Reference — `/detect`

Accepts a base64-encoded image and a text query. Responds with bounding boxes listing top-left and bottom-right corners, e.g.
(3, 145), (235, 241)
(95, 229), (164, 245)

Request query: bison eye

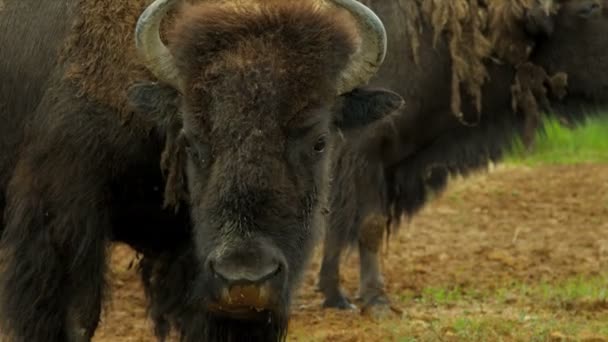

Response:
(313, 135), (327, 153)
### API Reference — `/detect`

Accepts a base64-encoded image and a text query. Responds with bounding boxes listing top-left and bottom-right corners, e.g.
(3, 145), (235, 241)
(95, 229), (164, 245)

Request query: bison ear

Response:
(127, 82), (181, 128)
(334, 87), (404, 130)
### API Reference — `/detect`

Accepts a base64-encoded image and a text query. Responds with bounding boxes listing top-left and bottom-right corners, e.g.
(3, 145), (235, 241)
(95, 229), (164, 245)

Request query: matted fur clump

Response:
(399, 0), (566, 124)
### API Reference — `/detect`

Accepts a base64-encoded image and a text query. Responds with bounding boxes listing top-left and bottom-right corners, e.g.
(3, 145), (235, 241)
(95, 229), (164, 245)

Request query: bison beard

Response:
(198, 314), (287, 342)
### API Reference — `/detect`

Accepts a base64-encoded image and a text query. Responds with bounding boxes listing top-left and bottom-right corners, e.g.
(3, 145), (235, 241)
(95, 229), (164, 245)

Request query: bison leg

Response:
(317, 225), (356, 310)
(138, 245), (198, 340)
(65, 264), (106, 342)
(0, 154), (108, 341)
(356, 214), (391, 311)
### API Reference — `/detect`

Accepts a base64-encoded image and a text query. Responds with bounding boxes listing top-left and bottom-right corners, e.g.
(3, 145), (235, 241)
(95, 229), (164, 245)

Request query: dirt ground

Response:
(93, 164), (608, 341)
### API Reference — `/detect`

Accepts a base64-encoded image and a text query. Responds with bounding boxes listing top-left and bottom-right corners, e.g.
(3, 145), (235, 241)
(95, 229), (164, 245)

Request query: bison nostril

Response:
(210, 258), (282, 283)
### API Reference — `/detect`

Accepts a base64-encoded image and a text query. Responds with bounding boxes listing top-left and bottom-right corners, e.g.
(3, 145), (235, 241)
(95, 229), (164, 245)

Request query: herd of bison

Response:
(1, 0), (607, 341)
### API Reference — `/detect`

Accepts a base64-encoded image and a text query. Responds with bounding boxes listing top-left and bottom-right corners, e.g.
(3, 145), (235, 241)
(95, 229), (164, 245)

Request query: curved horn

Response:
(135, 0), (182, 91)
(327, 0), (387, 95)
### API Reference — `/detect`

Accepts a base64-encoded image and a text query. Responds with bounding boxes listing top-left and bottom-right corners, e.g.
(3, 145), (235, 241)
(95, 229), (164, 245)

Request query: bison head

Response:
(128, 0), (402, 340)
(530, 0), (608, 116)
(525, 0), (603, 36)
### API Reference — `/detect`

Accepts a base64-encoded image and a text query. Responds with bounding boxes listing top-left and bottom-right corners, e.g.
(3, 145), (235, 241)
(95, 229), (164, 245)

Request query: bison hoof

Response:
(360, 295), (402, 319)
(322, 294), (357, 310)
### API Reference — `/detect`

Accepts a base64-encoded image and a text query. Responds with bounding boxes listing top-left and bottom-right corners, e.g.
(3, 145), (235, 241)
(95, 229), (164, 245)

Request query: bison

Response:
(0, 0), (404, 341)
(318, 0), (608, 312)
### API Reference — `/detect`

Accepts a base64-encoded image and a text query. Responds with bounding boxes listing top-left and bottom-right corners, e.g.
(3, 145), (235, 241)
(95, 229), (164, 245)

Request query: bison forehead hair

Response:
(169, 1), (360, 130)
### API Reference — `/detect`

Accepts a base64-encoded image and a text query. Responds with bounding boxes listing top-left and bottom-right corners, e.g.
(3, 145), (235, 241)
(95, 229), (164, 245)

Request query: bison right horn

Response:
(326, 0), (388, 95)
(135, 0), (182, 92)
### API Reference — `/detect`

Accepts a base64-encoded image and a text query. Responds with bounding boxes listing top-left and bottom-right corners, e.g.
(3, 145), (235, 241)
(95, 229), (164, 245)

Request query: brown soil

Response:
(93, 164), (608, 341)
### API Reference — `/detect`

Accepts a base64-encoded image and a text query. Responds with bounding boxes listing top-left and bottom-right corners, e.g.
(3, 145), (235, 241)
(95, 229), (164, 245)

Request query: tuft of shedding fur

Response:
(486, 0), (538, 63)
(398, 0), (566, 129)
(398, 0), (492, 118)
(511, 62), (568, 148)
(425, 0), (491, 119)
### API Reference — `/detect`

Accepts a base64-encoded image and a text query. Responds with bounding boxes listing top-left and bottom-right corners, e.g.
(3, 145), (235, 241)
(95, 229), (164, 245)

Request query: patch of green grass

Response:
(387, 275), (608, 341)
(397, 338), (419, 342)
(290, 278), (608, 341)
(534, 275), (608, 309)
(506, 115), (608, 165)
(452, 318), (491, 340)
(418, 286), (468, 305)
(489, 275), (608, 308)
(389, 314), (608, 342)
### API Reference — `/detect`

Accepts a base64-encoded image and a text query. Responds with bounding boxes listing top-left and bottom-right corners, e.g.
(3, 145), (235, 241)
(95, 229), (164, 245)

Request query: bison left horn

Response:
(135, 0), (182, 92)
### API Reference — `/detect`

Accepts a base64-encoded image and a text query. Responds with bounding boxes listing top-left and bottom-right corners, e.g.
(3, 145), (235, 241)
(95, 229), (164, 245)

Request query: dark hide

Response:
(0, 1), (402, 342)
(319, 0), (608, 311)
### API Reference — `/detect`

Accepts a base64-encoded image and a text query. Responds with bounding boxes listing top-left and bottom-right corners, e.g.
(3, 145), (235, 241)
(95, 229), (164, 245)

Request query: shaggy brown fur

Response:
(63, 0), (360, 210)
(170, 0), (359, 125)
(397, 0), (566, 127)
(59, 0), (213, 119)
(60, 0), (359, 122)
(511, 62), (568, 147)
(61, 0), (153, 121)
(158, 0), (359, 207)
(486, 0), (541, 63)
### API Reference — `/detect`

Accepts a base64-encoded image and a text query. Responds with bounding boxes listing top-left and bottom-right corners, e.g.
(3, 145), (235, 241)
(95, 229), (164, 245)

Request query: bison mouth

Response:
(203, 284), (288, 342)
(207, 283), (281, 319)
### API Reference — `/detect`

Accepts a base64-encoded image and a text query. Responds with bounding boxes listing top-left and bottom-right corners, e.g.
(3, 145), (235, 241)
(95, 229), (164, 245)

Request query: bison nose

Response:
(209, 250), (282, 284)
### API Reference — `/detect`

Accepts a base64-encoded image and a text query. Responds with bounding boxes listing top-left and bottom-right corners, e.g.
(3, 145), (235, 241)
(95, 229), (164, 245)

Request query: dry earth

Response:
(93, 164), (608, 341)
